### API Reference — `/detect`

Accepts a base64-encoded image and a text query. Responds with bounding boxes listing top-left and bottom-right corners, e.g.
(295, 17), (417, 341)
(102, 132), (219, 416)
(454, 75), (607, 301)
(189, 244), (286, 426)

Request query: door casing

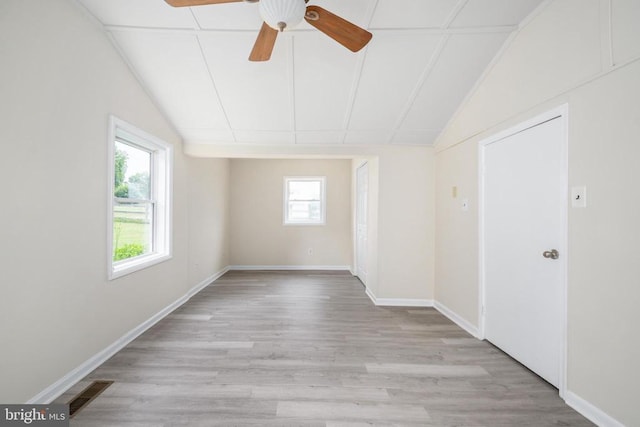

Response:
(355, 162), (369, 285)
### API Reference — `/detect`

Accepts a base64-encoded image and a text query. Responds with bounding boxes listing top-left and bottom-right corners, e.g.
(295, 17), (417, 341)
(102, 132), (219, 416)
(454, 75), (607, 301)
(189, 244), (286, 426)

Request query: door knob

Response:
(543, 249), (559, 260)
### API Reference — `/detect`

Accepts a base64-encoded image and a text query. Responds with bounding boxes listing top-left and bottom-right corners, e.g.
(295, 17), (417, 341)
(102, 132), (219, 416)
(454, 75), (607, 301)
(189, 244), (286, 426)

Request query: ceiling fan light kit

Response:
(165, 0), (372, 61)
(260, 0), (306, 32)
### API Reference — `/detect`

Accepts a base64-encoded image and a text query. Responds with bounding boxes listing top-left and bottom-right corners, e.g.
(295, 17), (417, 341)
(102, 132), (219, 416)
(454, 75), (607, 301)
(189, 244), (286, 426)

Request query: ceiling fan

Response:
(165, 0), (373, 61)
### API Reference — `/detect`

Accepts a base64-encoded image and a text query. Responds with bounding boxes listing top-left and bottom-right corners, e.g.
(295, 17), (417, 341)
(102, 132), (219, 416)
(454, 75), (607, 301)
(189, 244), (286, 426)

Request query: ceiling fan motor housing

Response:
(259, 0), (307, 32)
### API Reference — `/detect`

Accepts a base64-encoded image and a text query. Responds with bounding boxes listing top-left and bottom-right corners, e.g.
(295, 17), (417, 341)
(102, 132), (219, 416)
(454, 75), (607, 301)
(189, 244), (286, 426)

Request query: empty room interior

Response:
(1, 0), (638, 425)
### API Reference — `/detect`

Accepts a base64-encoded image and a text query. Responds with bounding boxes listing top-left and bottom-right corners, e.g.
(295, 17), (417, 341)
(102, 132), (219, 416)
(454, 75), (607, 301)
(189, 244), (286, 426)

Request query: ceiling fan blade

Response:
(304, 6), (372, 52)
(249, 22), (278, 62)
(165, 0), (244, 7)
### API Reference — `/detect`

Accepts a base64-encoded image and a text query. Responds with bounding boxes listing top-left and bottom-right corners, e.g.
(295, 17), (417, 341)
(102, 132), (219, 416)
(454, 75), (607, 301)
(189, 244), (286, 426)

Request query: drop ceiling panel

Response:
(192, 2), (263, 30)
(180, 128), (235, 144)
(611, 0), (640, 65)
(401, 33), (509, 131)
(199, 33), (292, 131)
(78, 0), (196, 29)
(296, 131), (346, 145)
(392, 130), (440, 145)
(370, 0), (458, 29)
(451, 0), (543, 28)
(345, 130), (393, 145)
(294, 33), (362, 131)
(234, 131), (294, 144)
(348, 34), (442, 131)
(111, 31), (229, 130)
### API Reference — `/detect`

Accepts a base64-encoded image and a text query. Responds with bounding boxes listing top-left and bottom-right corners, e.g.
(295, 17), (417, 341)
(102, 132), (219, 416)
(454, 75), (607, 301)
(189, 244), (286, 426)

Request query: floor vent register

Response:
(67, 380), (114, 418)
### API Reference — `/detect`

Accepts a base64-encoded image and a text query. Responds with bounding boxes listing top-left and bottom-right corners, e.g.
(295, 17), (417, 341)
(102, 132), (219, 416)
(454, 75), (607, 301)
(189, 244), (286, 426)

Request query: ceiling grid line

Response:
(103, 30), (186, 139)
(193, 31), (236, 142)
(443, 0), (470, 28)
(102, 25), (519, 37)
(431, 0), (550, 149)
(339, 0), (380, 144)
(288, 35), (298, 144)
(339, 50), (368, 144)
(188, 7), (203, 30)
(387, 34), (451, 145)
(602, 0), (614, 69)
(73, 1), (191, 139)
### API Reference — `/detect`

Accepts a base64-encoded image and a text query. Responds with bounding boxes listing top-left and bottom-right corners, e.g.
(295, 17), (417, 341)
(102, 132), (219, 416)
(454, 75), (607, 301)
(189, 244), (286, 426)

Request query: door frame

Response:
(478, 104), (569, 397)
(355, 161), (369, 285)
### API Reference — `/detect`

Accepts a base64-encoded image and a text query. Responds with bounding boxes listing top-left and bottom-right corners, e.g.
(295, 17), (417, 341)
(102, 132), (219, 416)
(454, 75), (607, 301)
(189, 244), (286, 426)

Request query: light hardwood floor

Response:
(57, 271), (592, 426)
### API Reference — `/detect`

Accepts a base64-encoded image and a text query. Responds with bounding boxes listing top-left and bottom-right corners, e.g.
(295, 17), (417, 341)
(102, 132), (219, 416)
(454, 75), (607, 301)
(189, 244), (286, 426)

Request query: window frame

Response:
(107, 116), (173, 280)
(283, 176), (327, 226)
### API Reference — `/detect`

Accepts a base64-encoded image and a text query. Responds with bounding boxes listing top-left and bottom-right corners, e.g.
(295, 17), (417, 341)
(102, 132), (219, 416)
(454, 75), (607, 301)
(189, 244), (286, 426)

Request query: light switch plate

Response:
(571, 186), (587, 208)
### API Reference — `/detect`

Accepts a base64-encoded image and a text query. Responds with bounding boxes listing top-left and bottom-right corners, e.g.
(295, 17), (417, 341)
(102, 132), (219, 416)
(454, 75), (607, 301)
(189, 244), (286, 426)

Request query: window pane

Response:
(113, 201), (153, 262)
(114, 141), (151, 200)
(289, 180), (320, 201)
(288, 201), (322, 221)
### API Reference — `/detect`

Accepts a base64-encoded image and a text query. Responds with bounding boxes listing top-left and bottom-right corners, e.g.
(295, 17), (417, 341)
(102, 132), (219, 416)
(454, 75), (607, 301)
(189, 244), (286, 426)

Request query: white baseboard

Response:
(433, 300), (480, 338)
(228, 265), (352, 271)
(28, 267), (229, 404)
(186, 266), (229, 298)
(365, 287), (433, 307)
(375, 298), (434, 307)
(565, 391), (625, 427)
(365, 286), (377, 304)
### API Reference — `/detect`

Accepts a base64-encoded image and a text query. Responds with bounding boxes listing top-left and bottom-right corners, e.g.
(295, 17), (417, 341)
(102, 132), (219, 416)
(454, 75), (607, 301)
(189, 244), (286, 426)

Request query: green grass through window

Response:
(113, 205), (151, 261)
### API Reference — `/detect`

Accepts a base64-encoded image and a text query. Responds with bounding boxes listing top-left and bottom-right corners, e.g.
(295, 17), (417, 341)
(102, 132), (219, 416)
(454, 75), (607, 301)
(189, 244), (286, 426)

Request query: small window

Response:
(108, 116), (172, 279)
(284, 177), (326, 225)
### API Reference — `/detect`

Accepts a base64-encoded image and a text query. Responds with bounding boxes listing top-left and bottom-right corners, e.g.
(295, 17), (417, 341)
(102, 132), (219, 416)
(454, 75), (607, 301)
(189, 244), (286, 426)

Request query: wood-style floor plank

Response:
(57, 271), (592, 426)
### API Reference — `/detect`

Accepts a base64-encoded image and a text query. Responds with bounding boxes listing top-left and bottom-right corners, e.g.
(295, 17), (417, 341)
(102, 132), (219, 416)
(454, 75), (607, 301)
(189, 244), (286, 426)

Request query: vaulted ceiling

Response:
(77, 0), (544, 146)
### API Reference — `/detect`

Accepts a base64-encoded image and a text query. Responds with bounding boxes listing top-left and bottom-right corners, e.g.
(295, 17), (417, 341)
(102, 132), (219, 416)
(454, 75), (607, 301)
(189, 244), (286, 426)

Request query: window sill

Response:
(283, 221), (326, 226)
(109, 252), (172, 280)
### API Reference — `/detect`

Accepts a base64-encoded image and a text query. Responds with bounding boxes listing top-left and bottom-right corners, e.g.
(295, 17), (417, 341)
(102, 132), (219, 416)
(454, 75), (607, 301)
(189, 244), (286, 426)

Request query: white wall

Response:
(229, 159), (352, 268)
(434, 142), (479, 324)
(376, 148), (434, 301)
(434, 0), (640, 425)
(188, 158), (230, 285)
(0, 0), (229, 403)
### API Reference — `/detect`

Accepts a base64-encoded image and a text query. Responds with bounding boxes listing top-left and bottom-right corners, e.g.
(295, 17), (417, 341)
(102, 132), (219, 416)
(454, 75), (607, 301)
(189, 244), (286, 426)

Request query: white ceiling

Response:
(77, 0), (544, 146)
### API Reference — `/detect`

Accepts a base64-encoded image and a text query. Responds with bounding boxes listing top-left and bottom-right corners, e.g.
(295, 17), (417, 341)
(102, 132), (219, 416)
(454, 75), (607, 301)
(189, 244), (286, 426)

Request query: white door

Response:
(356, 163), (368, 284)
(482, 114), (566, 389)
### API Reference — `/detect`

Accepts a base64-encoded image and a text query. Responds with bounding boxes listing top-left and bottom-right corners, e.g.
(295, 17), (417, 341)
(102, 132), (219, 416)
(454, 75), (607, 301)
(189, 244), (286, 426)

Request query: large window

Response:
(283, 177), (326, 225)
(108, 116), (172, 279)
